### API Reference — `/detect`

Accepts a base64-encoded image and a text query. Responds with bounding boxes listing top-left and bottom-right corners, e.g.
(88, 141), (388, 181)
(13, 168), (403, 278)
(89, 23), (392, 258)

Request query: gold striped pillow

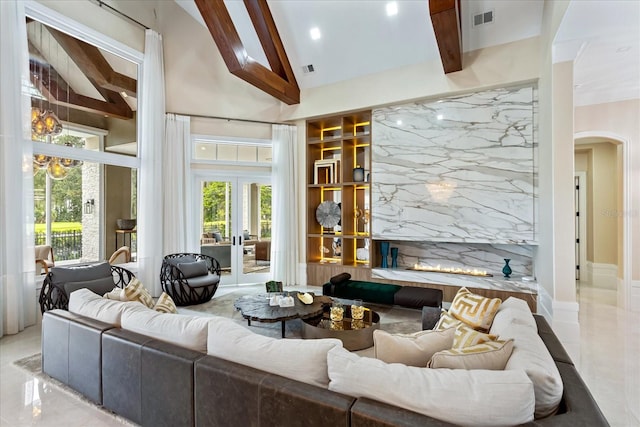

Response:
(434, 309), (463, 330)
(154, 292), (177, 314)
(453, 323), (498, 349)
(449, 287), (501, 331)
(428, 339), (514, 370)
(123, 278), (155, 308)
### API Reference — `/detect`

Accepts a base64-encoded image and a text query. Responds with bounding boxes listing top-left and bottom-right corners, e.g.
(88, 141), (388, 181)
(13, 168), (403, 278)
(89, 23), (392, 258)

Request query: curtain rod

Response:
(168, 112), (293, 126)
(90, 0), (150, 30)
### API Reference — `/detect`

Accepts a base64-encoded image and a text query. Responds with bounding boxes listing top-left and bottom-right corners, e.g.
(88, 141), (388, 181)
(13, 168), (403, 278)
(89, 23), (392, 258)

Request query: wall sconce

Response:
(84, 199), (95, 214)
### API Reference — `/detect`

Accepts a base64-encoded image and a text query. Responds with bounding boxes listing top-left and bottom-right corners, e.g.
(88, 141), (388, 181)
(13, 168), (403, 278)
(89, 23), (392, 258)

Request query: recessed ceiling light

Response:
(396, 120), (402, 125)
(310, 27), (321, 40)
(616, 46), (631, 53)
(386, 2), (398, 16)
(437, 114), (444, 121)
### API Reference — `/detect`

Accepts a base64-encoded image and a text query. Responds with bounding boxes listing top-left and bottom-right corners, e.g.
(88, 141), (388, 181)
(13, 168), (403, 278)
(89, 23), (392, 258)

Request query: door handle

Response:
(239, 236), (243, 245)
(232, 236), (236, 246)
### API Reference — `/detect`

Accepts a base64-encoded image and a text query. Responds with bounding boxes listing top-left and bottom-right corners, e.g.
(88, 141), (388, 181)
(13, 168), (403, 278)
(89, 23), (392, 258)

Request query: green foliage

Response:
(33, 135), (84, 223)
(202, 181), (230, 223)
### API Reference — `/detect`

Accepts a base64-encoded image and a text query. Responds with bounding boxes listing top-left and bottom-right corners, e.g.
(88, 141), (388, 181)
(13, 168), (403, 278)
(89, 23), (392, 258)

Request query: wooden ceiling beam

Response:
(29, 59), (133, 120)
(47, 27), (137, 97)
(194, 0), (300, 105)
(429, 0), (462, 74)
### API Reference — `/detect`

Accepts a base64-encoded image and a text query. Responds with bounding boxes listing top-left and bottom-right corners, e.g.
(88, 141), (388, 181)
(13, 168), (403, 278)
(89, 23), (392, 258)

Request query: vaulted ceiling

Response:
(177, 0), (639, 107)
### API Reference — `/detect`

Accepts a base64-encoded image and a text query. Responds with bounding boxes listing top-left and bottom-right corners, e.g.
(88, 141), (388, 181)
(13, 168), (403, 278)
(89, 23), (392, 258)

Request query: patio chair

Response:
(108, 246), (131, 265)
(35, 245), (55, 275)
(160, 253), (221, 306)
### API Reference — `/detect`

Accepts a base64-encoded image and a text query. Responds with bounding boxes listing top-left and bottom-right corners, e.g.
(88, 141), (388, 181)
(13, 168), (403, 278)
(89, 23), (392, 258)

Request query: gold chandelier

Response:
(32, 107), (82, 180)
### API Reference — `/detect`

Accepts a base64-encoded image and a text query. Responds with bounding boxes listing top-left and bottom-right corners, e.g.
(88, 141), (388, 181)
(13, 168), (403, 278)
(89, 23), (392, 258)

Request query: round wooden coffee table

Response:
(301, 305), (380, 350)
(234, 292), (332, 338)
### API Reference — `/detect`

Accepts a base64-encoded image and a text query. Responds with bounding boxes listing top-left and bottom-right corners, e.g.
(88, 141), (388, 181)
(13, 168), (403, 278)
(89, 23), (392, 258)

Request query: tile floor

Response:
(0, 282), (638, 426)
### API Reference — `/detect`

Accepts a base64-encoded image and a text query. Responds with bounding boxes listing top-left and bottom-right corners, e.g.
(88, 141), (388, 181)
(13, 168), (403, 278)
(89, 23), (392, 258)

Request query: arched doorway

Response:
(574, 131), (631, 309)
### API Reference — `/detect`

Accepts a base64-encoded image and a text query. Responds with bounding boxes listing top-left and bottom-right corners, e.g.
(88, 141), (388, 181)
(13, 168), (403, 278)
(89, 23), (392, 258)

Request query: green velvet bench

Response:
(322, 273), (442, 311)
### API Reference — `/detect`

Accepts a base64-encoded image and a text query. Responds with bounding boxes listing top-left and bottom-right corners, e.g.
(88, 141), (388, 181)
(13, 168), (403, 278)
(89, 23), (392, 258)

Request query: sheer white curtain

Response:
(163, 114), (191, 254)
(271, 125), (299, 286)
(0, 0), (36, 337)
(137, 30), (166, 296)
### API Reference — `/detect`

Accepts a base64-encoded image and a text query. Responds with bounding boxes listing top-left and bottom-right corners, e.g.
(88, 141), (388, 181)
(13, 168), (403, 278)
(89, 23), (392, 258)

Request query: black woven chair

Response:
(39, 262), (135, 313)
(160, 253), (221, 306)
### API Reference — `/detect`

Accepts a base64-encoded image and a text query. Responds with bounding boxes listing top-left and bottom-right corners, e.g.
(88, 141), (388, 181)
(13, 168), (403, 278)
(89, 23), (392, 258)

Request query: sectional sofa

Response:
(40, 288), (608, 427)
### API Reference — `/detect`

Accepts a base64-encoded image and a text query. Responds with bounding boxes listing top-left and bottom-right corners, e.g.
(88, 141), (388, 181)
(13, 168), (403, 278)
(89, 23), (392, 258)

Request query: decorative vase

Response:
(380, 241), (390, 268)
(353, 165), (365, 182)
(391, 247), (399, 268)
(502, 259), (512, 278)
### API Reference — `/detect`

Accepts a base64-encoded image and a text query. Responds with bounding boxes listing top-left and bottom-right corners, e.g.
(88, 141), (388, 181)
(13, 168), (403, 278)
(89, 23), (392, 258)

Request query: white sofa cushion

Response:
(373, 328), (455, 367)
(121, 305), (214, 352)
(499, 322), (563, 418)
(68, 288), (143, 326)
(490, 297), (537, 336)
(207, 317), (342, 388)
(328, 346), (535, 426)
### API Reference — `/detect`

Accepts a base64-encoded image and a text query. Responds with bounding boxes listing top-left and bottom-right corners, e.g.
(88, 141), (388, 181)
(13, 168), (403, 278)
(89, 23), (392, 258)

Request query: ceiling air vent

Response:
(473, 10), (494, 27)
(302, 64), (315, 74)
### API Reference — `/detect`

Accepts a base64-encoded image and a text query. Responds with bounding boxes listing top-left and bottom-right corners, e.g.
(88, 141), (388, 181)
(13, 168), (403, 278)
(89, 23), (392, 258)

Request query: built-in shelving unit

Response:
(306, 110), (373, 285)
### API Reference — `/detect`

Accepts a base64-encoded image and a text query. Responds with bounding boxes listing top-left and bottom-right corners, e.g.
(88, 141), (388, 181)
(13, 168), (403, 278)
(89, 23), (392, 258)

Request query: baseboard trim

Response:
(537, 285), (553, 323)
(587, 261), (618, 290)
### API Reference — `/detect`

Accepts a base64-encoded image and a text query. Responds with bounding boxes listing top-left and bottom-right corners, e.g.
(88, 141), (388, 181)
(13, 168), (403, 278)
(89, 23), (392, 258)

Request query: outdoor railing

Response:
(35, 231), (82, 261)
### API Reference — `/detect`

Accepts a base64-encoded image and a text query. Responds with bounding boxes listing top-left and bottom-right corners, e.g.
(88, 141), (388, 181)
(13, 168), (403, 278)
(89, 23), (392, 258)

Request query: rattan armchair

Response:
(39, 262), (135, 313)
(160, 253), (221, 306)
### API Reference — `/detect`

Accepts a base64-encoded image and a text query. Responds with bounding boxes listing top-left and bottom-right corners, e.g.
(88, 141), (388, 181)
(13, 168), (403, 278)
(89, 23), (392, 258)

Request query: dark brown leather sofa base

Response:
(41, 309), (609, 427)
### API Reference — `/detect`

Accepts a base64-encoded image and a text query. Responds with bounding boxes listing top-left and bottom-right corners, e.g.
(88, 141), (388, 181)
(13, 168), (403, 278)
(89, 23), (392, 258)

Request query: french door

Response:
(195, 173), (272, 285)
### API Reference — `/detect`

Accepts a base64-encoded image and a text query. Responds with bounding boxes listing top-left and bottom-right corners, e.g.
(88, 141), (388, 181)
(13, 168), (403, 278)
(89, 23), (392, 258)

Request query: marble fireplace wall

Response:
(381, 241), (534, 277)
(371, 85), (537, 244)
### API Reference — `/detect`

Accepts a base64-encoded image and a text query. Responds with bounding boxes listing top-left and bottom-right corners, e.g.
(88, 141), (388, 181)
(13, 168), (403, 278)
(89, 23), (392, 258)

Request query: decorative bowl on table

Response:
(116, 218), (137, 230)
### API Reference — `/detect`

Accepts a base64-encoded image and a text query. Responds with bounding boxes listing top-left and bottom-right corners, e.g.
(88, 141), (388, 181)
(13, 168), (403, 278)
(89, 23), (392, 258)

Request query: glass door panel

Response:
(198, 176), (271, 284)
(240, 180), (271, 283)
(200, 180), (234, 278)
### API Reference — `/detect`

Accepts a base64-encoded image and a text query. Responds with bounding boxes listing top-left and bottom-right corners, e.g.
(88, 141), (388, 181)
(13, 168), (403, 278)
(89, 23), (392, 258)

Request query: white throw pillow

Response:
(69, 288), (144, 326)
(429, 339), (514, 370)
(499, 322), (563, 418)
(207, 317), (343, 388)
(374, 328), (455, 367)
(121, 305), (214, 352)
(328, 346), (535, 427)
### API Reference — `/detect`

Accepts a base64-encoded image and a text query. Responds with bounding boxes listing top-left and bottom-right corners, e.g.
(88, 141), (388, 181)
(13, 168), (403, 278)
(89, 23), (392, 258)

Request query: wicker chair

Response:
(39, 262), (135, 313)
(160, 253), (221, 306)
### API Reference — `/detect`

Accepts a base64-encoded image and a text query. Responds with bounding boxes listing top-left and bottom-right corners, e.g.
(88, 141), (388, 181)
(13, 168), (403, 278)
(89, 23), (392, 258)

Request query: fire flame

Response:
(412, 264), (493, 277)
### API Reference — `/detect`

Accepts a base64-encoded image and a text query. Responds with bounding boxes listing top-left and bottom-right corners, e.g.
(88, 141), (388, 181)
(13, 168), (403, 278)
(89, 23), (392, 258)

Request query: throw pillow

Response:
(449, 287), (501, 331)
(434, 309), (463, 330)
(177, 260), (208, 279)
(154, 292), (177, 314)
(429, 339), (514, 370)
(329, 272), (351, 285)
(50, 261), (112, 285)
(453, 323), (498, 349)
(327, 346), (535, 426)
(103, 287), (126, 301)
(123, 278), (155, 309)
(63, 276), (115, 298)
(373, 328), (455, 367)
(213, 232), (223, 242)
